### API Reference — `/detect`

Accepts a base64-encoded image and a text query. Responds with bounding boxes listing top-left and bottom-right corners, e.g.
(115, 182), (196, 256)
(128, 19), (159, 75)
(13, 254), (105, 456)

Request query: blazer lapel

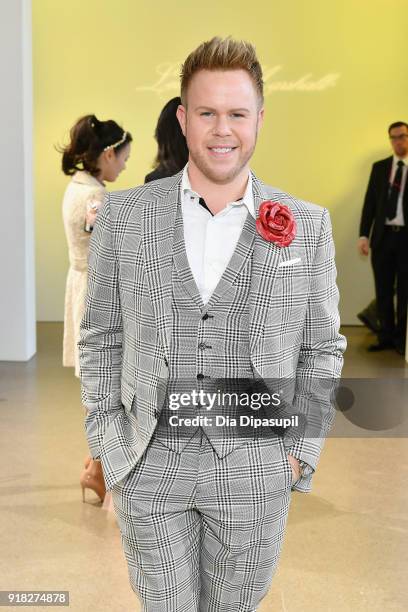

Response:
(204, 211), (255, 311)
(172, 202), (205, 309)
(249, 174), (283, 358)
(142, 173), (181, 360)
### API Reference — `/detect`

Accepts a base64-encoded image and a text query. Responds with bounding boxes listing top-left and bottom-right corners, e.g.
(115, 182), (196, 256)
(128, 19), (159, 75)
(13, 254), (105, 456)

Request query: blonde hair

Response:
(180, 36), (264, 107)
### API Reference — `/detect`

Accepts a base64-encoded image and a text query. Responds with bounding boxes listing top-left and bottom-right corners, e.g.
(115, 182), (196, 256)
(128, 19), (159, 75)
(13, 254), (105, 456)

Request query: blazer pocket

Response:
(121, 381), (135, 413)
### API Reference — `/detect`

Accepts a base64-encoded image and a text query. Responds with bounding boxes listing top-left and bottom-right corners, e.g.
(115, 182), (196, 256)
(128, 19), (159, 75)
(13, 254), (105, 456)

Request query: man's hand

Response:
(287, 453), (301, 482)
(357, 237), (370, 256)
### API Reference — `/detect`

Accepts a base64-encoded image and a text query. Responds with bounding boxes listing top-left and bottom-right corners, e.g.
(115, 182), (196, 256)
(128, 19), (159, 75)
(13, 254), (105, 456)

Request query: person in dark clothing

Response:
(145, 96), (189, 183)
(358, 121), (408, 355)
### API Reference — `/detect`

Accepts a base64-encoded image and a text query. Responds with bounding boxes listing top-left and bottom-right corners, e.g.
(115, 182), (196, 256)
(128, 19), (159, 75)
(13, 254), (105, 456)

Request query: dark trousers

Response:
(371, 226), (408, 349)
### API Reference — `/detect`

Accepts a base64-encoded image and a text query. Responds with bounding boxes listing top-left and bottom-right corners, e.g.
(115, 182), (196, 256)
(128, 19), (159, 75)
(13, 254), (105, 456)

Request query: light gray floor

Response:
(0, 324), (407, 611)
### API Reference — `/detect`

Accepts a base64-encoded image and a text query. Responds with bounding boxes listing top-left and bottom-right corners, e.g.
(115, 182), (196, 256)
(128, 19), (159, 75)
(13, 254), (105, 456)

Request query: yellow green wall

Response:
(33, 0), (408, 322)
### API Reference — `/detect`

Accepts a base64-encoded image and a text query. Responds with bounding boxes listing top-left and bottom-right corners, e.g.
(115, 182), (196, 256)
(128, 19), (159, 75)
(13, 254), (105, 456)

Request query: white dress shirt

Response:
(385, 154), (408, 226)
(181, 165), (255, 304)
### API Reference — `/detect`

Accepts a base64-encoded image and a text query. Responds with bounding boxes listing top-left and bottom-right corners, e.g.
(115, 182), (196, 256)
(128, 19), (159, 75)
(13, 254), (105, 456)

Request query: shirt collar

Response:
(393, 154), (408, 165)
(181, 164), (255, 218)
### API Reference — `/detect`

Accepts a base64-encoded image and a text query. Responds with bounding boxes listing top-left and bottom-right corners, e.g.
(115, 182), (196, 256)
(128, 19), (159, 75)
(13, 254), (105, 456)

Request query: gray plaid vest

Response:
(155, 199), (257, 458)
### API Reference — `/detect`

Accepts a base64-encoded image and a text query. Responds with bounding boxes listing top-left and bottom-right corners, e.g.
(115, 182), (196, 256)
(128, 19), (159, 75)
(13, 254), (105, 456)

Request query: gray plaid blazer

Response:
(79, 170), (346, 491)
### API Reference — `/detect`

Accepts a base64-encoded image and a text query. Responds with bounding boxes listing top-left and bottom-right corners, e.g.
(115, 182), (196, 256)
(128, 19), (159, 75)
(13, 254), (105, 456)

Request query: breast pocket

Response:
(266, 261), (309, 334)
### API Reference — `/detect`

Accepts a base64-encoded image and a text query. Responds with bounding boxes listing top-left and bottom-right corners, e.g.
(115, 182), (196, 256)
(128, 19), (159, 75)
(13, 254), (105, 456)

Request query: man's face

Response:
(389, 125), (408, 157)
(177, 69), (264, 184)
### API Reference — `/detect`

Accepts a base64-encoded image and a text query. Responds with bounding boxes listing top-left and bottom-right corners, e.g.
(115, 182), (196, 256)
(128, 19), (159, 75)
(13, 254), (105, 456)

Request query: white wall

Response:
(0, 0), (35, 360)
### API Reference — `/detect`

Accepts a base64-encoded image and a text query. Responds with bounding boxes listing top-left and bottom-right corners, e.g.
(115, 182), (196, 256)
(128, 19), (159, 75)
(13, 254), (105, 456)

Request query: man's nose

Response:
(213, 116), (232, 137)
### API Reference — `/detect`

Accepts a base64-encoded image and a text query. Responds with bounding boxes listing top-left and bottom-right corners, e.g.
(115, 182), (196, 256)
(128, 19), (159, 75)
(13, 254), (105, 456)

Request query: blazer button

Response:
(197, 373), (205, 379)
(154, 409), (160, 419)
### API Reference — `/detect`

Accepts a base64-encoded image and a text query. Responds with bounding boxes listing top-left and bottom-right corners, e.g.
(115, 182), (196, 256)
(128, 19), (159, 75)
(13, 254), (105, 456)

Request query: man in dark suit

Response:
(358, 121), (408, 355)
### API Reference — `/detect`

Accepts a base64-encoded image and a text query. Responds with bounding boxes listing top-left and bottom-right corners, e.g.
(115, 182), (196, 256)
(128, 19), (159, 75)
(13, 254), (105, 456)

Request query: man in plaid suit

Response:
(79, 37), (346, 611)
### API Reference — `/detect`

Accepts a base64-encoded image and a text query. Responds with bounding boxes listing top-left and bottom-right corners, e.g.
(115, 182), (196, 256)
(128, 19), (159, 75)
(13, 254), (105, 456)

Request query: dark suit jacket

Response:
(359, 156), (408, 249)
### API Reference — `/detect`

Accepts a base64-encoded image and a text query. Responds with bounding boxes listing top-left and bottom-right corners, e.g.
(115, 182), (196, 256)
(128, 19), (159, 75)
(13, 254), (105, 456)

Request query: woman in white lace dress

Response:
(61, 114), (132, 503)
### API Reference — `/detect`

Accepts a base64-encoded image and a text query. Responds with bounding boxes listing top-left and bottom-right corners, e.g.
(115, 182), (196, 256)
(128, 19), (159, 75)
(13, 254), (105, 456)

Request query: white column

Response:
(0, 0), (35, 360)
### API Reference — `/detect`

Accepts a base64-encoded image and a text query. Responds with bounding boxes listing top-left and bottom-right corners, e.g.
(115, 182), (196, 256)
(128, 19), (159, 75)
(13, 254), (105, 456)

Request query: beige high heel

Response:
(80, 459), (106, 503)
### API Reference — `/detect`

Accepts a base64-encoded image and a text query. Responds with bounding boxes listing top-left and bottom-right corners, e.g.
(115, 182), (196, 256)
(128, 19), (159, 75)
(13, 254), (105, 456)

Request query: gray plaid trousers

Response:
(112, 429), (295, 612)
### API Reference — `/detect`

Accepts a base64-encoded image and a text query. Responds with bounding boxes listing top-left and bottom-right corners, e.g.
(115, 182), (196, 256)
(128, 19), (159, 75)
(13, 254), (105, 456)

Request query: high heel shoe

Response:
(80, 459), (106, 503)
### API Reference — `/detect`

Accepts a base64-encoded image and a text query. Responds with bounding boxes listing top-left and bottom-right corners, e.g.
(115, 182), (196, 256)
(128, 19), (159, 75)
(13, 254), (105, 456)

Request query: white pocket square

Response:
(278, 257), (301, 268)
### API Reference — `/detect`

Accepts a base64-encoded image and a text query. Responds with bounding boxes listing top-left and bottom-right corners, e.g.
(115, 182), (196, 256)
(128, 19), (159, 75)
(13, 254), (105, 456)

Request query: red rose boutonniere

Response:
(256, 200), (296, 247)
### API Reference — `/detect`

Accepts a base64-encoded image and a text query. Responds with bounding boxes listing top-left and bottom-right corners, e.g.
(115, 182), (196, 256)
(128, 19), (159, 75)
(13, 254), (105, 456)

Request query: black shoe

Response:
(357, 300), (381, 334)
(357, 313), (373, 331)
(367, 341), (394, 352)
(394, 344), (405, 356)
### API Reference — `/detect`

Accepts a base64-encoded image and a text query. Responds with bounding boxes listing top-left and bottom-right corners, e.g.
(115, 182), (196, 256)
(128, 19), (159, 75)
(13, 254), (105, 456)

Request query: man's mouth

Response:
(208, 146), (237, 156)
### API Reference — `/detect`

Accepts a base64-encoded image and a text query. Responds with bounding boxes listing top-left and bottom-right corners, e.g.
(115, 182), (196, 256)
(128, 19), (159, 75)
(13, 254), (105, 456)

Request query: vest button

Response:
(202, 313), (214, 320)
(197, 373), (205, 379)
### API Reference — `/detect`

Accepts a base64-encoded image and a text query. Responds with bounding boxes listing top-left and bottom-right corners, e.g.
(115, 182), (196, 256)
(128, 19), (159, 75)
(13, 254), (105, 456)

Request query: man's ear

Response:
(257, 107), (264, 130)
(176, 104), (187, 136)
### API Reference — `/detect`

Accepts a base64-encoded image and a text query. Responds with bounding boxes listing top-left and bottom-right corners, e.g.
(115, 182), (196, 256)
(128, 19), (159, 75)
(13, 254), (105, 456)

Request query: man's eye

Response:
(200, 112), (213, 116)
(232, 113), (244, 118)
